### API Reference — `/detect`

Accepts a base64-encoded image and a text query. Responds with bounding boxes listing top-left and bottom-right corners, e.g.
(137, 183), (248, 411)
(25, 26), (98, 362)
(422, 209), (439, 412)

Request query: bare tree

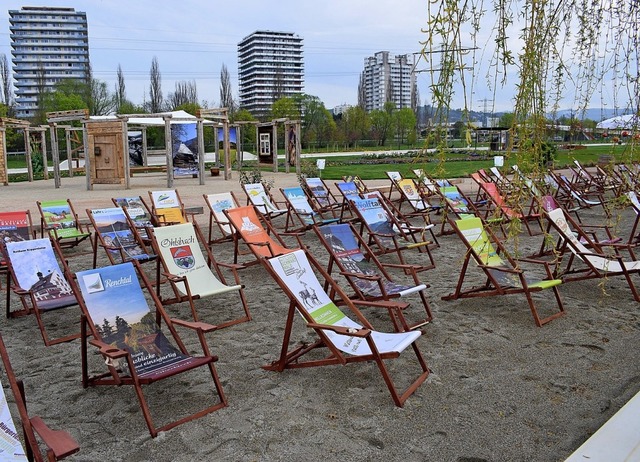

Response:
(116, 64), (126, 110)
(167, 80), (198, 110)
(149, 56), (163, 113)
(0, 54), (13, 113)
(219, 63), (235, 115)
(273, 64), (285, 101)
(34, 59), (47, 123)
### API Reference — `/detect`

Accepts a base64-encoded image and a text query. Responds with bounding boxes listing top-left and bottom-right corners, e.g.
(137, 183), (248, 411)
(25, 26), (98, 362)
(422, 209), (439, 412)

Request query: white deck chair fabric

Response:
(152, 223), (241, 297)
(268, 250), (421, 356)
(547, 208), (640, 272)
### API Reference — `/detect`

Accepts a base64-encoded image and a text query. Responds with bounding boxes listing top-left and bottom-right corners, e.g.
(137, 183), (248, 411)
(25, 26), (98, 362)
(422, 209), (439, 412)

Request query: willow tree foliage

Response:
(419, 0), (639, 168)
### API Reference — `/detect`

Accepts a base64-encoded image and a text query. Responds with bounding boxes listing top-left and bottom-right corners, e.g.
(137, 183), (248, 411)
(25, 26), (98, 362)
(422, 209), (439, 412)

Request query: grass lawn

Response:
(7, 141), (636, 183)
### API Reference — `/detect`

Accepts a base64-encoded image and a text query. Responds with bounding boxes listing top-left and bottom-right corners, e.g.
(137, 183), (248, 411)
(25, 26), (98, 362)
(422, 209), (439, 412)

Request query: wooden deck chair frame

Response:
(224, 205), (299, 266)
(302, 177), (342, 216)
(86, 207), (157, 268)
(474, 179), (543, 236)
(0, 333), (80, 461)
(280, 186), (340, 233)
(313, 222), (433, 331)
(203, 191), (243, 245)
(148, 221), (251, 329)
(342, 175), (369, 194)
(3, 237), (81, 345)
(348, 194), (436, 273)
(36, 199), (92, 252)
(532, 195), (619, 258)
(112, 196), (156, 242)
(394, 178), (442, 222)
(544, 207), (640, 302)
(334, 181), (360, 222)
(435, 183), (494, 236)
(384, 171), (404, 203)
(261, 248), (430, 407)
(241, 182), (289, 224)
(442, 216), (565, 327)
(0, 210), (36, 291)
(148, 189), (188, 225)
(72, 260), (227, 438)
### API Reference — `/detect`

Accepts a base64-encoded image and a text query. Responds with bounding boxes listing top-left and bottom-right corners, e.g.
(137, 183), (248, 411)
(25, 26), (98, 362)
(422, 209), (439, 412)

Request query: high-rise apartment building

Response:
(361, 51), (415, 112)
(9, 6), (89, 119)
(238, 30), (304, 119)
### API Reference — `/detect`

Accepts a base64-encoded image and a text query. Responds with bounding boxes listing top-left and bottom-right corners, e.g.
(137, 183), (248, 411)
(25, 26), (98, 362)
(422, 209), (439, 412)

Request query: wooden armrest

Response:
(30, 416), (80, 459)
(351, 299), (410, 310)
(306, 322), (371, 337)
(171, 318), (218, 333)
(89, 340), (128, 359)
(339, 270), (380, 281)
(162, 272), (186, 282)
(479, 264), (521, 274)
(216, 262), (246, 270)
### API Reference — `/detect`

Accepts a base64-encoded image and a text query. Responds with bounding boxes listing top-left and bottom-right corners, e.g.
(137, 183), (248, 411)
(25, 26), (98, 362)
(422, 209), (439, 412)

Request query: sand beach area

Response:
(1, 171), (639, 461)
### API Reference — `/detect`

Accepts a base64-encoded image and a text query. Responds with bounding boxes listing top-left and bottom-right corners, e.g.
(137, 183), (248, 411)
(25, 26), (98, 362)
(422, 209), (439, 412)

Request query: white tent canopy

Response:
(596, 114), (639, 130)
(90, 110), (217, 126)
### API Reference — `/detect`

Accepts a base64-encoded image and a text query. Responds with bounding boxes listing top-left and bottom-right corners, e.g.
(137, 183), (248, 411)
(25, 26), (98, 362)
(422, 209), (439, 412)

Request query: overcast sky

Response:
(0, 0), (631, 115)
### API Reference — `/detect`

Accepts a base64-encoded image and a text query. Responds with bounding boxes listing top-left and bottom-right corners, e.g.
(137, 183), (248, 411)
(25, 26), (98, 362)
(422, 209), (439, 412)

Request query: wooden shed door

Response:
(86, 121), (125, 184)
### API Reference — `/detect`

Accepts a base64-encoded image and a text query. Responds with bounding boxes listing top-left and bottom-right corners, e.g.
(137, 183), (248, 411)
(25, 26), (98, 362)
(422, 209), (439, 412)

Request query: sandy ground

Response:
(1, 173), (639, 462)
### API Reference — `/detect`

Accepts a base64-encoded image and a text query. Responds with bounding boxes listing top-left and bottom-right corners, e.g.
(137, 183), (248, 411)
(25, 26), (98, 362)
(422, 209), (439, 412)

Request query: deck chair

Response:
(442, 216), (565, 327)
(0, 333), (80, 461)
(342, 175), (369, 194)
(385, 171), (404, 202)
(302, 177), (342, 216)
(148, 189), (187, 225)
(0, 211), (35, 289)
(149, 222), (251, 329)
(544, 207), (640, 301)
(436, 183), (496, 236)
(262, 248), (430, 407)
(87, 207), (157, 268)
(335, 181), (360, 221)
(314, 222), (433, 331)
(474, 179), (543, 236)
(3, 238), (80, 345)
(395, 178), (441, 219)
(203, 192), (241, 245)
(36, 199), (92, 251)
(224, 205), (299, 265)
(349, 194), (436, 272)
(242, 182), (288, 222)
(112, 196), (155, 242)
(280, 186), (340, 232)
(73, 261), (227, 438)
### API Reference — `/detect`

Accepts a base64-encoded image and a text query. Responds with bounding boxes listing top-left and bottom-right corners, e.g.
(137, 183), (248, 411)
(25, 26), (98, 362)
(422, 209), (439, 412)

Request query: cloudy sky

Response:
(0, 0), (631, 115)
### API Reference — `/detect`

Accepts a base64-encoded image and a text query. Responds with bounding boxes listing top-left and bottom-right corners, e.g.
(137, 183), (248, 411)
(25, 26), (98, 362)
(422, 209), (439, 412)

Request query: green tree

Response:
(339, 106), (369, 148)
(395, 107), (417, 145)
(292, 94), (336, 148)
(369, 102), (396, 146)
(271, 97), (300, 121)
(233, 109), (257, 153)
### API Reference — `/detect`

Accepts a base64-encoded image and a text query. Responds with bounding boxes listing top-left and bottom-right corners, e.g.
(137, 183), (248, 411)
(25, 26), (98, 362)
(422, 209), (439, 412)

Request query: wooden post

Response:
(121, 119), (130, 189)
(141, 126), (148, 166)
(65, 128), (73, 177)
(25, 129), (33, 182)
(197, 118), (205, 185)
(295, 121), (302, 175)
(272, 123), (278, 173)
(164, 115), (173, 188)
(39, 129), (49, 181)
(0, 127), (6, 186)
(223, 119), (231, 180)
(49, 124), (61, 188)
